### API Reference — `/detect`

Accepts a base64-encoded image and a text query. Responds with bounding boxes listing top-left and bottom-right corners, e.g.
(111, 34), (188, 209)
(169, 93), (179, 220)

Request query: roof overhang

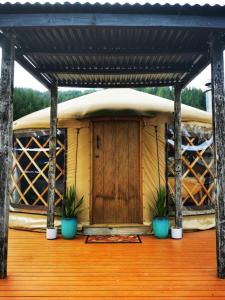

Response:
(0, 2), (225, 89)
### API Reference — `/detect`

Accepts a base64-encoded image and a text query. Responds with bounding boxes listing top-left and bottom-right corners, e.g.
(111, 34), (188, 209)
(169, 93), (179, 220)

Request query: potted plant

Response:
(171, 226), (183, 239)
(46, 226), (58, 240)
(60, 186), (84, 239)
(46, 211), (58, 240)
(152, 186), (169, 238)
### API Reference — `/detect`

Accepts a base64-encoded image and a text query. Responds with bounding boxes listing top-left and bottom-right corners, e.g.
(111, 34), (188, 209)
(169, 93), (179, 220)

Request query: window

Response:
(167, 124), (215, 215)
(10, 129), (66, 212)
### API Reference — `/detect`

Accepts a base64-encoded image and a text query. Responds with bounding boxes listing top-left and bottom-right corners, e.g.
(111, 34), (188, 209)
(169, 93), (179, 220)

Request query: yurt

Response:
(10, 88), (214, 233)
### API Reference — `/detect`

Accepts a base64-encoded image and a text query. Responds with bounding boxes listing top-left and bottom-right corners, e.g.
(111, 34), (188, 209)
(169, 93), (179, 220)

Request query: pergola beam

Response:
(0, 35), (14, 279)
(211, 32), (225, 278)
(56, 80), (179, 88)
(174, 85), (183, 229)
(24, 48), (206, 57)
(179, 55), (210, 89)
(39, 66), (188, 75)
(47, 83), (58, 230)
(15, 51), (52, 90)
(0, 33), (52, 89)
(0, 13), (225, 29)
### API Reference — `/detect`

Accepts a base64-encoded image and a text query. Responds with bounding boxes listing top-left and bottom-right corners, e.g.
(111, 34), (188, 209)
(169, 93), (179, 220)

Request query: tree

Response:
(137, 87), (206, 111)
(13, 88), (95, 120)
(13, 86), (207, 121)
(181, 88), (206, 111)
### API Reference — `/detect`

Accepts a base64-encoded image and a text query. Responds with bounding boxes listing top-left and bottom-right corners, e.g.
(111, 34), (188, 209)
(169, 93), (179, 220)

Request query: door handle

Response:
(96, 135), (100, 149)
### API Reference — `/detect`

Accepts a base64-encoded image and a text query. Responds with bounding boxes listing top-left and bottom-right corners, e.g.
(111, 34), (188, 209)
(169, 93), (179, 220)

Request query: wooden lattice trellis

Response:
(167, 125), (215, 214)
(10, 129), (66, 211)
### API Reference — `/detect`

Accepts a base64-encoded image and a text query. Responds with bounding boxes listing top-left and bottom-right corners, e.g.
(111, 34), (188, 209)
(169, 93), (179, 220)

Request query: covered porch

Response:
(1, 229), (224, 299)
(1, 1), (225, 280)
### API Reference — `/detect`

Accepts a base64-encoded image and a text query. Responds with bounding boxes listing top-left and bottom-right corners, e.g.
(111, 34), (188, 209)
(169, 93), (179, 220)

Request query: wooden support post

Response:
(211, 32), (225, 278)
(0, 36), (14, 279)
(174, 85), (183, 229)
(47, 83), (58, 229)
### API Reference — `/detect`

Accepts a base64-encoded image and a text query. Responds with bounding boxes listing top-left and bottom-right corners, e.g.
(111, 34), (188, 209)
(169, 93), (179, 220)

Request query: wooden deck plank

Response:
(0, 229), (224, 299)
(2, 298), (225, 300)
(3, 290), (225, 296)
(1, 283), (225, 290)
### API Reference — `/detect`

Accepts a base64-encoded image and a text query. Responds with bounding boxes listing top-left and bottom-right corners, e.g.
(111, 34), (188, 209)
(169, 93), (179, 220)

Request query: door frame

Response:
(90, 117), (143, 225)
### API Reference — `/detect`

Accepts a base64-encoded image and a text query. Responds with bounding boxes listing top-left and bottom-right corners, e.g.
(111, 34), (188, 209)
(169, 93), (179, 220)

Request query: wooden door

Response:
(92, 120), (141, 224)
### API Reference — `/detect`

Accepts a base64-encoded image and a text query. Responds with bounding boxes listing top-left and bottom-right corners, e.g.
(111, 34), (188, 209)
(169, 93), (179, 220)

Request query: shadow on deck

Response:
(1, 229), (224, 300)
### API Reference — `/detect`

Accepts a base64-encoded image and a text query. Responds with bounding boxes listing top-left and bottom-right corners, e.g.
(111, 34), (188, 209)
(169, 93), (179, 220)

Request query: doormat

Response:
(85, 235), (141, 244)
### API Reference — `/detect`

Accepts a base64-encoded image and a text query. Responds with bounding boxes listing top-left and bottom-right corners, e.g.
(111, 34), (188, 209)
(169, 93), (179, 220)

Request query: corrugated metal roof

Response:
(1, 1), (225, 6)
(1, 1), (225, 14)
(10, 26), (209, 88)
(0, 1), (222, 88)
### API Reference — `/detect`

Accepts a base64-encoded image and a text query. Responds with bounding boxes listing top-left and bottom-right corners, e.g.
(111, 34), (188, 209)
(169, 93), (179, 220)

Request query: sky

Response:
(0, 0), (224, 92)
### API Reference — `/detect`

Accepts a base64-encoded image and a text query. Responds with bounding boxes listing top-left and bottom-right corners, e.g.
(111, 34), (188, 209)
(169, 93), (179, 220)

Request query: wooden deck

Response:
(1, 229), (225, 299)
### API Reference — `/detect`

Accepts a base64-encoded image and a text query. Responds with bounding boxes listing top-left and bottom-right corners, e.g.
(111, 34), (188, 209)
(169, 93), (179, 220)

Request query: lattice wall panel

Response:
(167, 125), (215, 214)
(10, 130), (66, 210)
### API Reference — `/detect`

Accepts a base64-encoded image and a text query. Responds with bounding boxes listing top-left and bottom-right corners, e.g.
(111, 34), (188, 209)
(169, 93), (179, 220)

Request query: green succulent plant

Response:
(152, 186), (168, 218)
(61, 186), (84, 218)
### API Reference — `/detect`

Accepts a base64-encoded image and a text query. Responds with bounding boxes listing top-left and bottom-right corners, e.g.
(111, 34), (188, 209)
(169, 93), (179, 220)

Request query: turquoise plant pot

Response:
(61, 217), (77, 239)
(153, 217), (169, 238)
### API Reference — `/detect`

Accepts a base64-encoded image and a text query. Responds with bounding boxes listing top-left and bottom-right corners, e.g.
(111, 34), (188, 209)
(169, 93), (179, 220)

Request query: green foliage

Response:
(137, 87), (206, 111)
(13, 88), (95, 121)
(57, 89), (95, 103)
(181, 87), (206, 111)
(13, 86), (206, 121)
(136, 87), (174, 101)
(61, 186), (84, 218)
(13, 88), (50, 120)
(152, 186), (168, 218)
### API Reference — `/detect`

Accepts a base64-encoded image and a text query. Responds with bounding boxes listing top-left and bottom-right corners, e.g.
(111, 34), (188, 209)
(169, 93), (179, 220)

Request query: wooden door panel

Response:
(103, 122), (116, 223)
(92, 120), (140, 224)
(128, 123), (140, 223)
(117, 121), (129, 223)
(92, 122), (104, 224)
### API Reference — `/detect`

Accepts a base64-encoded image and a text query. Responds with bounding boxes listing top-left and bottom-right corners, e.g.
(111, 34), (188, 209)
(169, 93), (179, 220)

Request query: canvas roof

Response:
(13, 88), (212, 130)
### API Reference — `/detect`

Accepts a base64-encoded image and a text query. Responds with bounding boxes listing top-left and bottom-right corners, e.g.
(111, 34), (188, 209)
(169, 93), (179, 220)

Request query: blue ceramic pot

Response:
(152, 217), (169, 238)
(61, 217), (77, 239)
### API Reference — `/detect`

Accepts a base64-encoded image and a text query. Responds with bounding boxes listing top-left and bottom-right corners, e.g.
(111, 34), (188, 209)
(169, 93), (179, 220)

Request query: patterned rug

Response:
(85, 235), (141, 244)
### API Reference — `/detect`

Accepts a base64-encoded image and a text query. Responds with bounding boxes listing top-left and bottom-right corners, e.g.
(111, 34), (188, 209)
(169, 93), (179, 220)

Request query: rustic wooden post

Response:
(174, 85), (183, 229)
(47, 83), (58, 229)
(0, 36), (14, 279)
(211, 32), (225, 278)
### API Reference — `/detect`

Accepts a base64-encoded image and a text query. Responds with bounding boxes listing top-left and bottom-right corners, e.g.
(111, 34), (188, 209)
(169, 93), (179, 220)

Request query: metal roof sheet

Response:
(1, 1), (225, 14)
(0, 1), (223, 89)
(8, 26), (210, 88)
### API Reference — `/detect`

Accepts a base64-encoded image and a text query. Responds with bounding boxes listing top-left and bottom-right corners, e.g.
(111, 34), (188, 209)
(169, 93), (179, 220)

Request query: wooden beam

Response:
(0, 13), (225, 29)
(24, 48), (206, 57)
(0, 32), (9, 46)
(1, 33), (52, 90)
(56, 80), (179, 88)
(0, 35), (14, 279)
(179, 54), (210, 89)
(47, 83), (58, 229)
(39, 66), (187, 75)
(211, 32), (225, 278)
(174, 85), (183, 229)
(15, 50), (52, 90)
